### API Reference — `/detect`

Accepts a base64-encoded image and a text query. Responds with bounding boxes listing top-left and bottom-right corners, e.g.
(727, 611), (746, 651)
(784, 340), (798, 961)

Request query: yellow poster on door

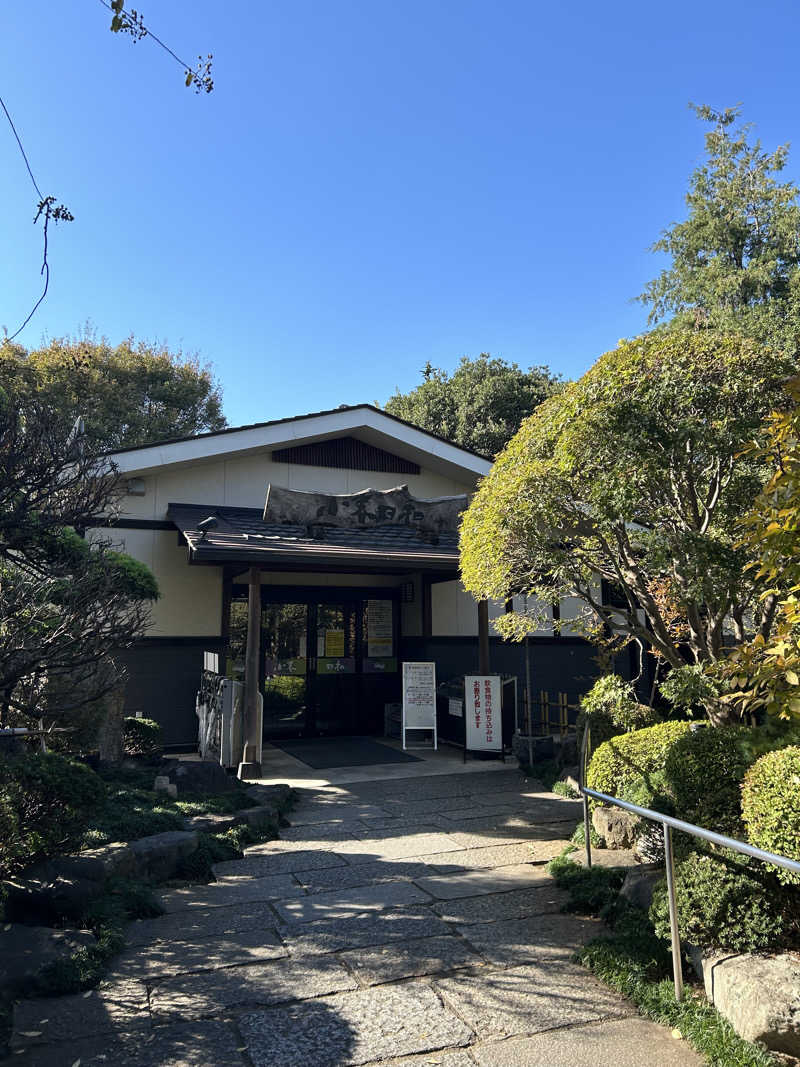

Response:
(324, 629), (345, 657)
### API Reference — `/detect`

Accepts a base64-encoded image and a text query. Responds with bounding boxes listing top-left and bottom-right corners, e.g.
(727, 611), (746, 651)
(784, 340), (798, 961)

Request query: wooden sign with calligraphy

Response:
(263, 484), (467, 533)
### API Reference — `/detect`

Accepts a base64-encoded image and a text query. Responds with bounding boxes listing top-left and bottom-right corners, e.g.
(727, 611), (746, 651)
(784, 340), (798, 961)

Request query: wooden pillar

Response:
(478, 598), (490, 674)
(238, 566), (262, 779)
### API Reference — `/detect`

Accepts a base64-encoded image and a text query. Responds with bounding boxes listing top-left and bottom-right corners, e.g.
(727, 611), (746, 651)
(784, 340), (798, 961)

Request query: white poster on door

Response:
(465, 675), (502, 751)
(402, 661), (437, 748)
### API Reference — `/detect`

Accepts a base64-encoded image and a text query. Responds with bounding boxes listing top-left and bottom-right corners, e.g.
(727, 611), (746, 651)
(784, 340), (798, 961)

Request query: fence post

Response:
(663, 824), (684, 1000)
(558, 692), (569, 737)
(539, 690), (548, 734)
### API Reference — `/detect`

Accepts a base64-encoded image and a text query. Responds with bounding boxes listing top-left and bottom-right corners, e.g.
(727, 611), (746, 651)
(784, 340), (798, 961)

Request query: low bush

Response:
(547, 852), (626, 916)
(577, 674), (660, 755)
(552, 780), (580, 799)
(741, 745), (800, 885)
(80, 786), (184, 848)
(650, 847), (787, 953)
(0, 752), (107, 880)
(663, 725), (755, 835)
(586, 720), (693, 803)
(123, 716), (163, 759)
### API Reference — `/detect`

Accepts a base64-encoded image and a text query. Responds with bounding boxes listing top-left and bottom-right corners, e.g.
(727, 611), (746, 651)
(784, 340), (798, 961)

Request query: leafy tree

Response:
(2, 336), (226, 451)
(459, 331), (793, 721)
(718, 376), (800, 723)
(639, 104), (800, 353)
(0, 368), (158, 728)
(384, 353), (562, 457)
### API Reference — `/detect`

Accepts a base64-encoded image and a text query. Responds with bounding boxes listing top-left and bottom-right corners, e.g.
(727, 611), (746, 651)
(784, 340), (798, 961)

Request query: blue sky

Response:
(2, 1), (799, 426)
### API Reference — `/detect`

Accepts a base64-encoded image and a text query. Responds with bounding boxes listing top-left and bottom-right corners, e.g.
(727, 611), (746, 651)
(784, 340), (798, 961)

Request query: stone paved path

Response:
(10, 768), (701, 1066)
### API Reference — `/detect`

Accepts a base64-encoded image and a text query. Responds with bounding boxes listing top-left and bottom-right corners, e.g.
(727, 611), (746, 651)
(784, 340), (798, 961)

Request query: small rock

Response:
(166, 783), (178, 798)
(619, 865), (663, 911)
(153, 775), (171, 793)
(592, 805), (640, 849)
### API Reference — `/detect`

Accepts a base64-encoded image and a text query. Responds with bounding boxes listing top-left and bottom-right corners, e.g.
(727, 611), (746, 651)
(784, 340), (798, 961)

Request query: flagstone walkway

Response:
(10, 768), (701, 1066)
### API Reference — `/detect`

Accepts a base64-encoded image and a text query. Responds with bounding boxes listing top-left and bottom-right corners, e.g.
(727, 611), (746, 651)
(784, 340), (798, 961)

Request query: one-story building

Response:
(96, 405), (618, 750)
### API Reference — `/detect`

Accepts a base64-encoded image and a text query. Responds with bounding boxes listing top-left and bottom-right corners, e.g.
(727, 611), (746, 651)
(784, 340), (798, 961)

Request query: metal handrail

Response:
(578, 724), (800, 999)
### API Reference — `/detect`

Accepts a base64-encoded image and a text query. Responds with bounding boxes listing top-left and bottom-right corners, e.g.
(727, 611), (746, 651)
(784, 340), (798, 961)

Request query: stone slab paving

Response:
(238, 984), (473, 1067)
(124, 900), (280, 945)
(149, 954), (358, 1021)
(468, 1017), (703, 1066)
(10, 763), (697, 1066)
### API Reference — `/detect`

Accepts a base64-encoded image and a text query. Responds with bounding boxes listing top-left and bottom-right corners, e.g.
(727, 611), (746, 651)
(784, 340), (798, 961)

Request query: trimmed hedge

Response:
(663, 725), (755, 835)
(0, 752), (107, 880)
(123, 716), (163, 759)
(578, 674), (660, 754)
(741, 745), (800, 885)
(586, 720), (693, 801)
(650, 847), (787, 953)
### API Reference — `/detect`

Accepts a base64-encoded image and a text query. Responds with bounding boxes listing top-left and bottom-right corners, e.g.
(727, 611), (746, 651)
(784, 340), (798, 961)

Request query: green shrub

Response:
(80, 787), (184, 848)
(571, 819), (605, 849)
(578, 674), (660, 756)
(659, 663), (722, 716)
(586, 720), (693, 802)
(663, 725), (755, 834)
(123, 716), (163, 759)
(650, 848), (786, 953)
(552, 780), (580, 799)
(0, 752), (106, 880)
(741, 745), (800, 885)
(547, 852), (626, 916)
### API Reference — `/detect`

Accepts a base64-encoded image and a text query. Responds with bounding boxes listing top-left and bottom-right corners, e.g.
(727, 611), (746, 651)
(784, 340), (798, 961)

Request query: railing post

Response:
(663, 824), (684, 1000)
(580, 724), (592, 868)
(583, 793), (592, 868)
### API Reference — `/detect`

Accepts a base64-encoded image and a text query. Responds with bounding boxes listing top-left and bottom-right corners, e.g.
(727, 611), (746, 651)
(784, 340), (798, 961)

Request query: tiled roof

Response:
(167, 503), (460, 573)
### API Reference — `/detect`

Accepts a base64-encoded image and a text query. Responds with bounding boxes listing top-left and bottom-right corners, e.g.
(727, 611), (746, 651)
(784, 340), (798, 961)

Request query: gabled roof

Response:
(108, 404), (491, 484)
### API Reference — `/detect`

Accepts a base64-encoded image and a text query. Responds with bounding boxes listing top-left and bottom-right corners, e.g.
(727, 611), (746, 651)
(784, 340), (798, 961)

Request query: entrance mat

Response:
(272, 737), (421, 770)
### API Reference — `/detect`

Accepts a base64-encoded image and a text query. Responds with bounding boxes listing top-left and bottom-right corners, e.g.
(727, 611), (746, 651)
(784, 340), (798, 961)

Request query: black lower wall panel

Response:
(398, 635), (637, 721)
(116, 638), (223, 749)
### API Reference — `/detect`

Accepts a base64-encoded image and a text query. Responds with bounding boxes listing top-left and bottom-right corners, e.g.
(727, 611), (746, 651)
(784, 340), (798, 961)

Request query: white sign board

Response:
(448, 698), (463, 718)
(465, 675), (502, 752)
(402, 661), (437, 749)
(367, 599), (394, 658)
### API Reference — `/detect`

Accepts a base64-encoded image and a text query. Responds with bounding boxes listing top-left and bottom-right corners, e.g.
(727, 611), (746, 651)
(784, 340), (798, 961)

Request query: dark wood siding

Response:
(272, 436), (420, 474)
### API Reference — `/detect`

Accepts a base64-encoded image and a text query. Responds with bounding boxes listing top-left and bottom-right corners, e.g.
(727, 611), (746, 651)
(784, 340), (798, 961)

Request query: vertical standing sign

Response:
(465, 675), (502, 753)
(401, 661), (437, 750)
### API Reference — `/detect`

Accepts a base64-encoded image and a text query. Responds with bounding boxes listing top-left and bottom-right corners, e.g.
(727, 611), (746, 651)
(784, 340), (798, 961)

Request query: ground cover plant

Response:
(548, 853), (778, 1066)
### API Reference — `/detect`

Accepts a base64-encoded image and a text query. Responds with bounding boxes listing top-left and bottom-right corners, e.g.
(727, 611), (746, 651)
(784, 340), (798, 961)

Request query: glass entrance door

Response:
(312, 601), (358, 735)
(262, 603), (309, 737)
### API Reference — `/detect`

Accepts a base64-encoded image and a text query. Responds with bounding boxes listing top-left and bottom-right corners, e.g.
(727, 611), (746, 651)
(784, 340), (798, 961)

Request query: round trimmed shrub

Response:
(123, 717), (163, 759)
(663, 724), (755, 834)
(586, 720), (693, 801)
(741, 745), (800, 885)
(650, 847), (786, 953)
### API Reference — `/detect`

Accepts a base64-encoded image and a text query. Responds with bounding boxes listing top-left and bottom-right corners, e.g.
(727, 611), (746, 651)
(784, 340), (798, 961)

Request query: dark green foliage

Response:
(34, 877), (162, 997)
(122, 716), (164, 759)
(173, 824), (268, 882)
(663, 725), (755, 834)
(80, 786), (184, 848)
(586, 721), (693, 802)
(650, 848), (787, 953)
(519, 759), (559, 791)
(385, 353), (563, 457)
(547, 852), (626, 917)
(0, 752), (106, 879)
(552, 780), (580, 799)
(579, 675), (660, 758)
(577, 911), (776, 1067)
(174, 792), (258, 815)
(570, 818), (605, 850)
(742, 746), (800, 885)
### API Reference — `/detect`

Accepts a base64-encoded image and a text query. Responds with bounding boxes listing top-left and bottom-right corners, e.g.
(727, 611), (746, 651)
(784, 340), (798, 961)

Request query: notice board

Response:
(465, 675), (502, 752)
(401, 661), (437, 749)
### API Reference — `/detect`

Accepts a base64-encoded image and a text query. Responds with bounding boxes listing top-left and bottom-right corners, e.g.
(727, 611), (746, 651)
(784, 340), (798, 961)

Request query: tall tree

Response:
(0, 368), (158, 727)
(385, 353), (562, 458)
(639, 104), (800, 353)
(2, 336), (226, 452)
(459, 331), (793, 721)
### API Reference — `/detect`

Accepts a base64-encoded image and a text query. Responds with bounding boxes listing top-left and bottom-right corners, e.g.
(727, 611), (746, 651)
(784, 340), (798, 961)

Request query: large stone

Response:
(2, 870), (104, 922)
(53, 843), (136, 883)
(273, 879), (432, 925)
(184, 811), (240, 834)
(0, 924), (96, 991)
(414, 863), (550, 901)
(238, 804), (280, 832)
(11, 978), (149, 1045)
(160, 759), (239, 793)
(248, 783), (293, 811)
(129, 829), (198, 880)
(619, 865), (663, 911)
(694, 950), (800, 1056)
(340, 933), (483, 985)
(592, 806), (640, 849)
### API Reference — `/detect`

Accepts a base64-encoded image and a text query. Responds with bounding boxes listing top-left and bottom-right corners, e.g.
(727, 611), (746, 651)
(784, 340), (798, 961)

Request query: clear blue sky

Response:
(2, 1), (799, 426)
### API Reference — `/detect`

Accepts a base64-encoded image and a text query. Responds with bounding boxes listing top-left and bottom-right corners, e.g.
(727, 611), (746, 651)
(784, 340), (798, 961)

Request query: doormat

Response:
(272, 737), (421, 770)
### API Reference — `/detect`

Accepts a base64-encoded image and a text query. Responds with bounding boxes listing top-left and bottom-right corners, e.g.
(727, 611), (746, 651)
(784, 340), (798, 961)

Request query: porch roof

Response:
(167, 502), (461, 575)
